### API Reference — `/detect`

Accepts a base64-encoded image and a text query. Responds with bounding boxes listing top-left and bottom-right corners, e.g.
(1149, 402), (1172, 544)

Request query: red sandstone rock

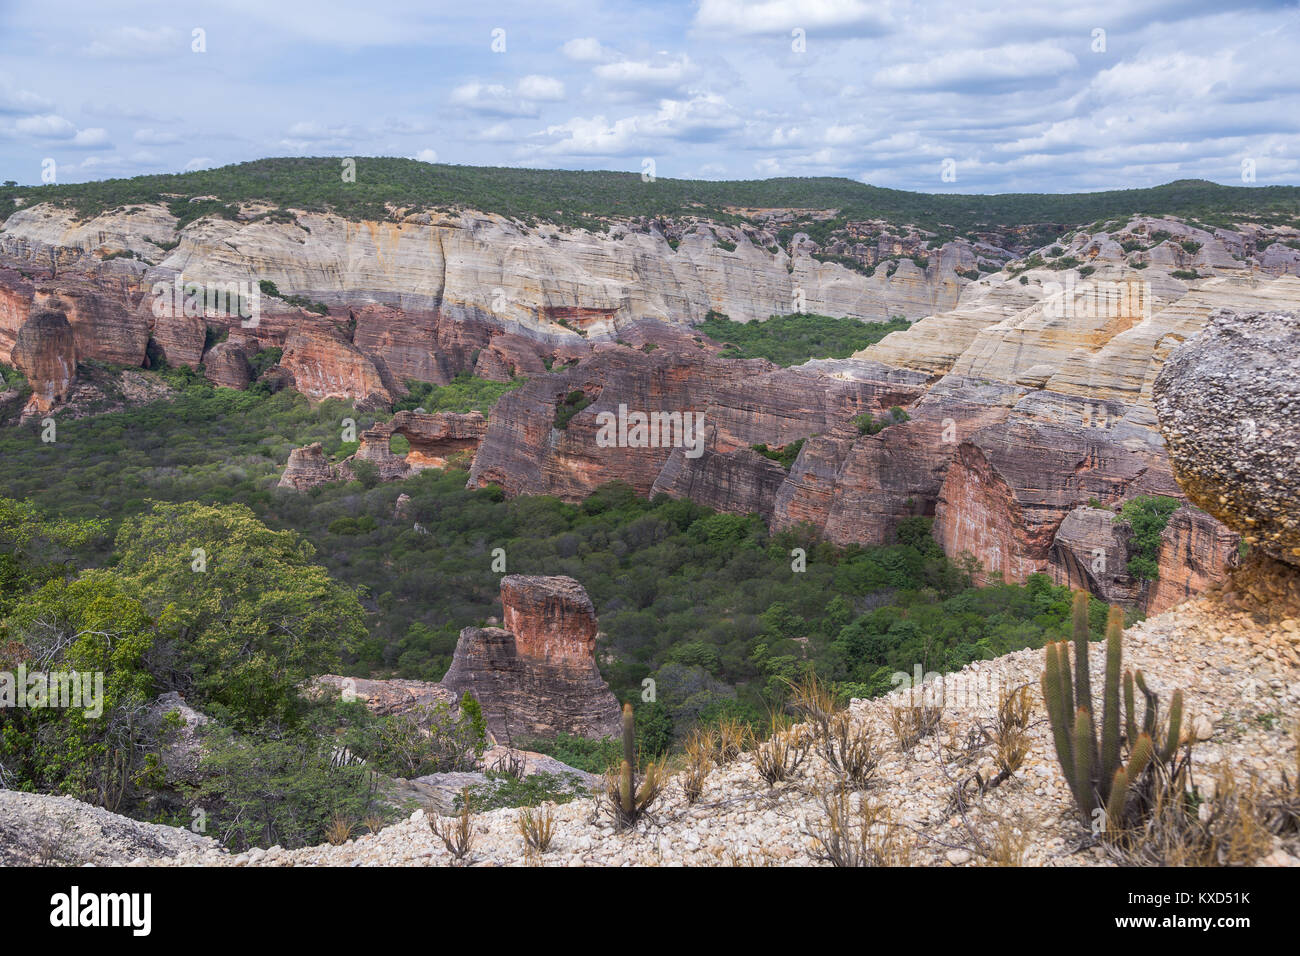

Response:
(34, 280), (148, 367)
(150, 310), (206, 367)
(277, 442), (338, 491)
(1147, 506), (1241, 614)
(441, 575), (621, 740)
(11, 309), (77, 414)
(202, 340), (252, 388)
(281, 327), (391, 405)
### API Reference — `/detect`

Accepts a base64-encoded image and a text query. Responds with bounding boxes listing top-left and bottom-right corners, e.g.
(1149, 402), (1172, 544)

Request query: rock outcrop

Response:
(11, 309), (77, 414)
(1154, 308), (1300, 567)
(441, 575), (621, 740)
(306, 674), (457, 718)
(202, 340), (253, 388)
(279, 410), (489, 490)
(277, 442), (337, 491)
(281, 327), (391, 406)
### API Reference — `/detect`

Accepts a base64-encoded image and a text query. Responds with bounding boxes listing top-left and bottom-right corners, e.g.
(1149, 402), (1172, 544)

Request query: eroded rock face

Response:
(1154, 309), (1300, 567)
(468, 345), (773, 499)
(441, 575), (621, 740)
(281, 327), (391, 406)
(277, 442), (337, 491)
(202, 340), (252, 388)
(12, 309), (77, 414)
(306, 675), (457, 718)
(1147, 506), (1242, 615)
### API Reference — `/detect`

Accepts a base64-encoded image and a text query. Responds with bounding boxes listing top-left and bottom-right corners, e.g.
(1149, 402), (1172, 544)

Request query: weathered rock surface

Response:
(1154, 309), (1300, 566)
(441, 575), (621, 740)
(11, 309), (77, 413)
(306, 674), (457, 717)
(277, 442), (337, 491)
(281, 327), (391, 405)
(468, 345), (770, 499)
(202, 340), (253, 388)
(0, 790), (224, 865)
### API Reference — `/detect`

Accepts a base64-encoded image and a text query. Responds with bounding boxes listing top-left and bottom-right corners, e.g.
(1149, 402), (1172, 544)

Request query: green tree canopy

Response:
(112, 501), (367, 726)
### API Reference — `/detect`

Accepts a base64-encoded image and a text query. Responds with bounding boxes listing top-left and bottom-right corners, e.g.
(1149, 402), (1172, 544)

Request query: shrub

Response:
(1114, 495), (1180, 581)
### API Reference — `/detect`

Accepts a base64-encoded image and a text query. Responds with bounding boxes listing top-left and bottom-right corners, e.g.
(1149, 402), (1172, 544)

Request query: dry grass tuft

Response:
(517, 804), (556, 853)
(788, 672), (878, 789)
(429, 789), (476, 863)
(889, 700), (943, 753)
(805, 788), (912, 867)
(325, 813), (357, 846)
(681, 729), (713, 804)
(751, 711), (812, 786)
(1107, 762), (1273, 866)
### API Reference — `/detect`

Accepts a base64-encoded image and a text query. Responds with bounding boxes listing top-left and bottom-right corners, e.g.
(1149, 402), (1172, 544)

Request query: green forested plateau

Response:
(4, 157), (1299, 233)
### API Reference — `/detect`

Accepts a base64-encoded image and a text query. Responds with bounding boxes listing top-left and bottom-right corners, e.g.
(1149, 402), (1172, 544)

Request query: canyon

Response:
(4, 194), (1299, 613)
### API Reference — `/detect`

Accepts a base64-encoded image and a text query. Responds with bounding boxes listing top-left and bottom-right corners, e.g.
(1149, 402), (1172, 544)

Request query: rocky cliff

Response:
(440, 575), (622, 740)
(462, 216), (1300, 612)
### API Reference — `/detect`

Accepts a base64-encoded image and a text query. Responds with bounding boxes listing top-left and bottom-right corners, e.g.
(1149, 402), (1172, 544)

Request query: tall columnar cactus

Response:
(609, 701), (664, 829)
(620, 702), (635, 817)
(1041, 591), (1184, 830)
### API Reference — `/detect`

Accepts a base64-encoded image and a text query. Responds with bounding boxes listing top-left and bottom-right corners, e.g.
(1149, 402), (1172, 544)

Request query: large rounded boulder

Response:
(1153, 309), (1299, 567)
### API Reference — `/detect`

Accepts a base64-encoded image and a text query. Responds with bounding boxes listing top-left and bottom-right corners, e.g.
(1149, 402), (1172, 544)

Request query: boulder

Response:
(202, 340), (252, 388)
(1154, 309), (1300, 566)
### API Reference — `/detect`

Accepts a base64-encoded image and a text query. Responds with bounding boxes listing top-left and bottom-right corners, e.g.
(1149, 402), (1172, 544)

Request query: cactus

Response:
(620, 703), (635, 816)
(1041, 591), (1188, 832)
(607, 701), (665, 829)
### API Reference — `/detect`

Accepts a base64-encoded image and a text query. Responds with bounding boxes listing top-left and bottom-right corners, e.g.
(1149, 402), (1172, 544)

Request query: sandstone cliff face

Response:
(11, 309), (77, 414)
(468, 344), (770, 499)
(280, 327), (390, 406)
(441, 575), (621, 740)
(202, 340), (252, 388)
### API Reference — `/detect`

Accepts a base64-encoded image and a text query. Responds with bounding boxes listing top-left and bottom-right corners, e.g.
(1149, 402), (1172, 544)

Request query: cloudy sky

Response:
(2, 0), (1299, 192)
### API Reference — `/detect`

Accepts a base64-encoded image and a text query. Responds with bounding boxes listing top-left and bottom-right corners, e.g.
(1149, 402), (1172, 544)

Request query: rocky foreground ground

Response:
(4, 581), (1296, 868)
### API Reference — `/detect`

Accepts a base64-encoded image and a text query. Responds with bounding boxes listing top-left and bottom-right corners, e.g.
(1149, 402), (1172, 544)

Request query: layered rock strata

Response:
(440, 575), (622, 740)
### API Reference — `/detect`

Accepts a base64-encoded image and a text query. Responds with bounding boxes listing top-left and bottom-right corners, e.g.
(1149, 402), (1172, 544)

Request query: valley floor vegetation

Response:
(0, 367), (1117, 850)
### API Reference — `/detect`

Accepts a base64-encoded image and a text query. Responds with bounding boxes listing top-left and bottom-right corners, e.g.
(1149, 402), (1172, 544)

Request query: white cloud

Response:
(872, 43), (1079, 91)
(72, 127), (110, 147)
(562, 37), (613, 62)
(412, 148), (438, 162)
(184, 157), (215, 171)
(592, 55), (699, 95)
(518, 75), (566, 101)
(449, 82), (539, 118)
(15, 114), (76, 138)
(694, 0), (891, 37)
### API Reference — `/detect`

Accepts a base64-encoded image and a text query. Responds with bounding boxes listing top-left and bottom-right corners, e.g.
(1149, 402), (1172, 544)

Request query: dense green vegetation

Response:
(751, 439), (806, 469)
(6, 158), (1298, 235)
(0, 371), (1119, 844)
(1115, 495), (1182, 581)
(698, 312), (909, 366)
(392, 372), (524, 414)
(0, 376), (1111, 729)
(854, 406), (911, 435)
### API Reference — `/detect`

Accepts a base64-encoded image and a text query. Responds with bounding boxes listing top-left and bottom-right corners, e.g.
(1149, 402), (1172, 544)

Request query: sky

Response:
(1, 0), (1299, 192)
